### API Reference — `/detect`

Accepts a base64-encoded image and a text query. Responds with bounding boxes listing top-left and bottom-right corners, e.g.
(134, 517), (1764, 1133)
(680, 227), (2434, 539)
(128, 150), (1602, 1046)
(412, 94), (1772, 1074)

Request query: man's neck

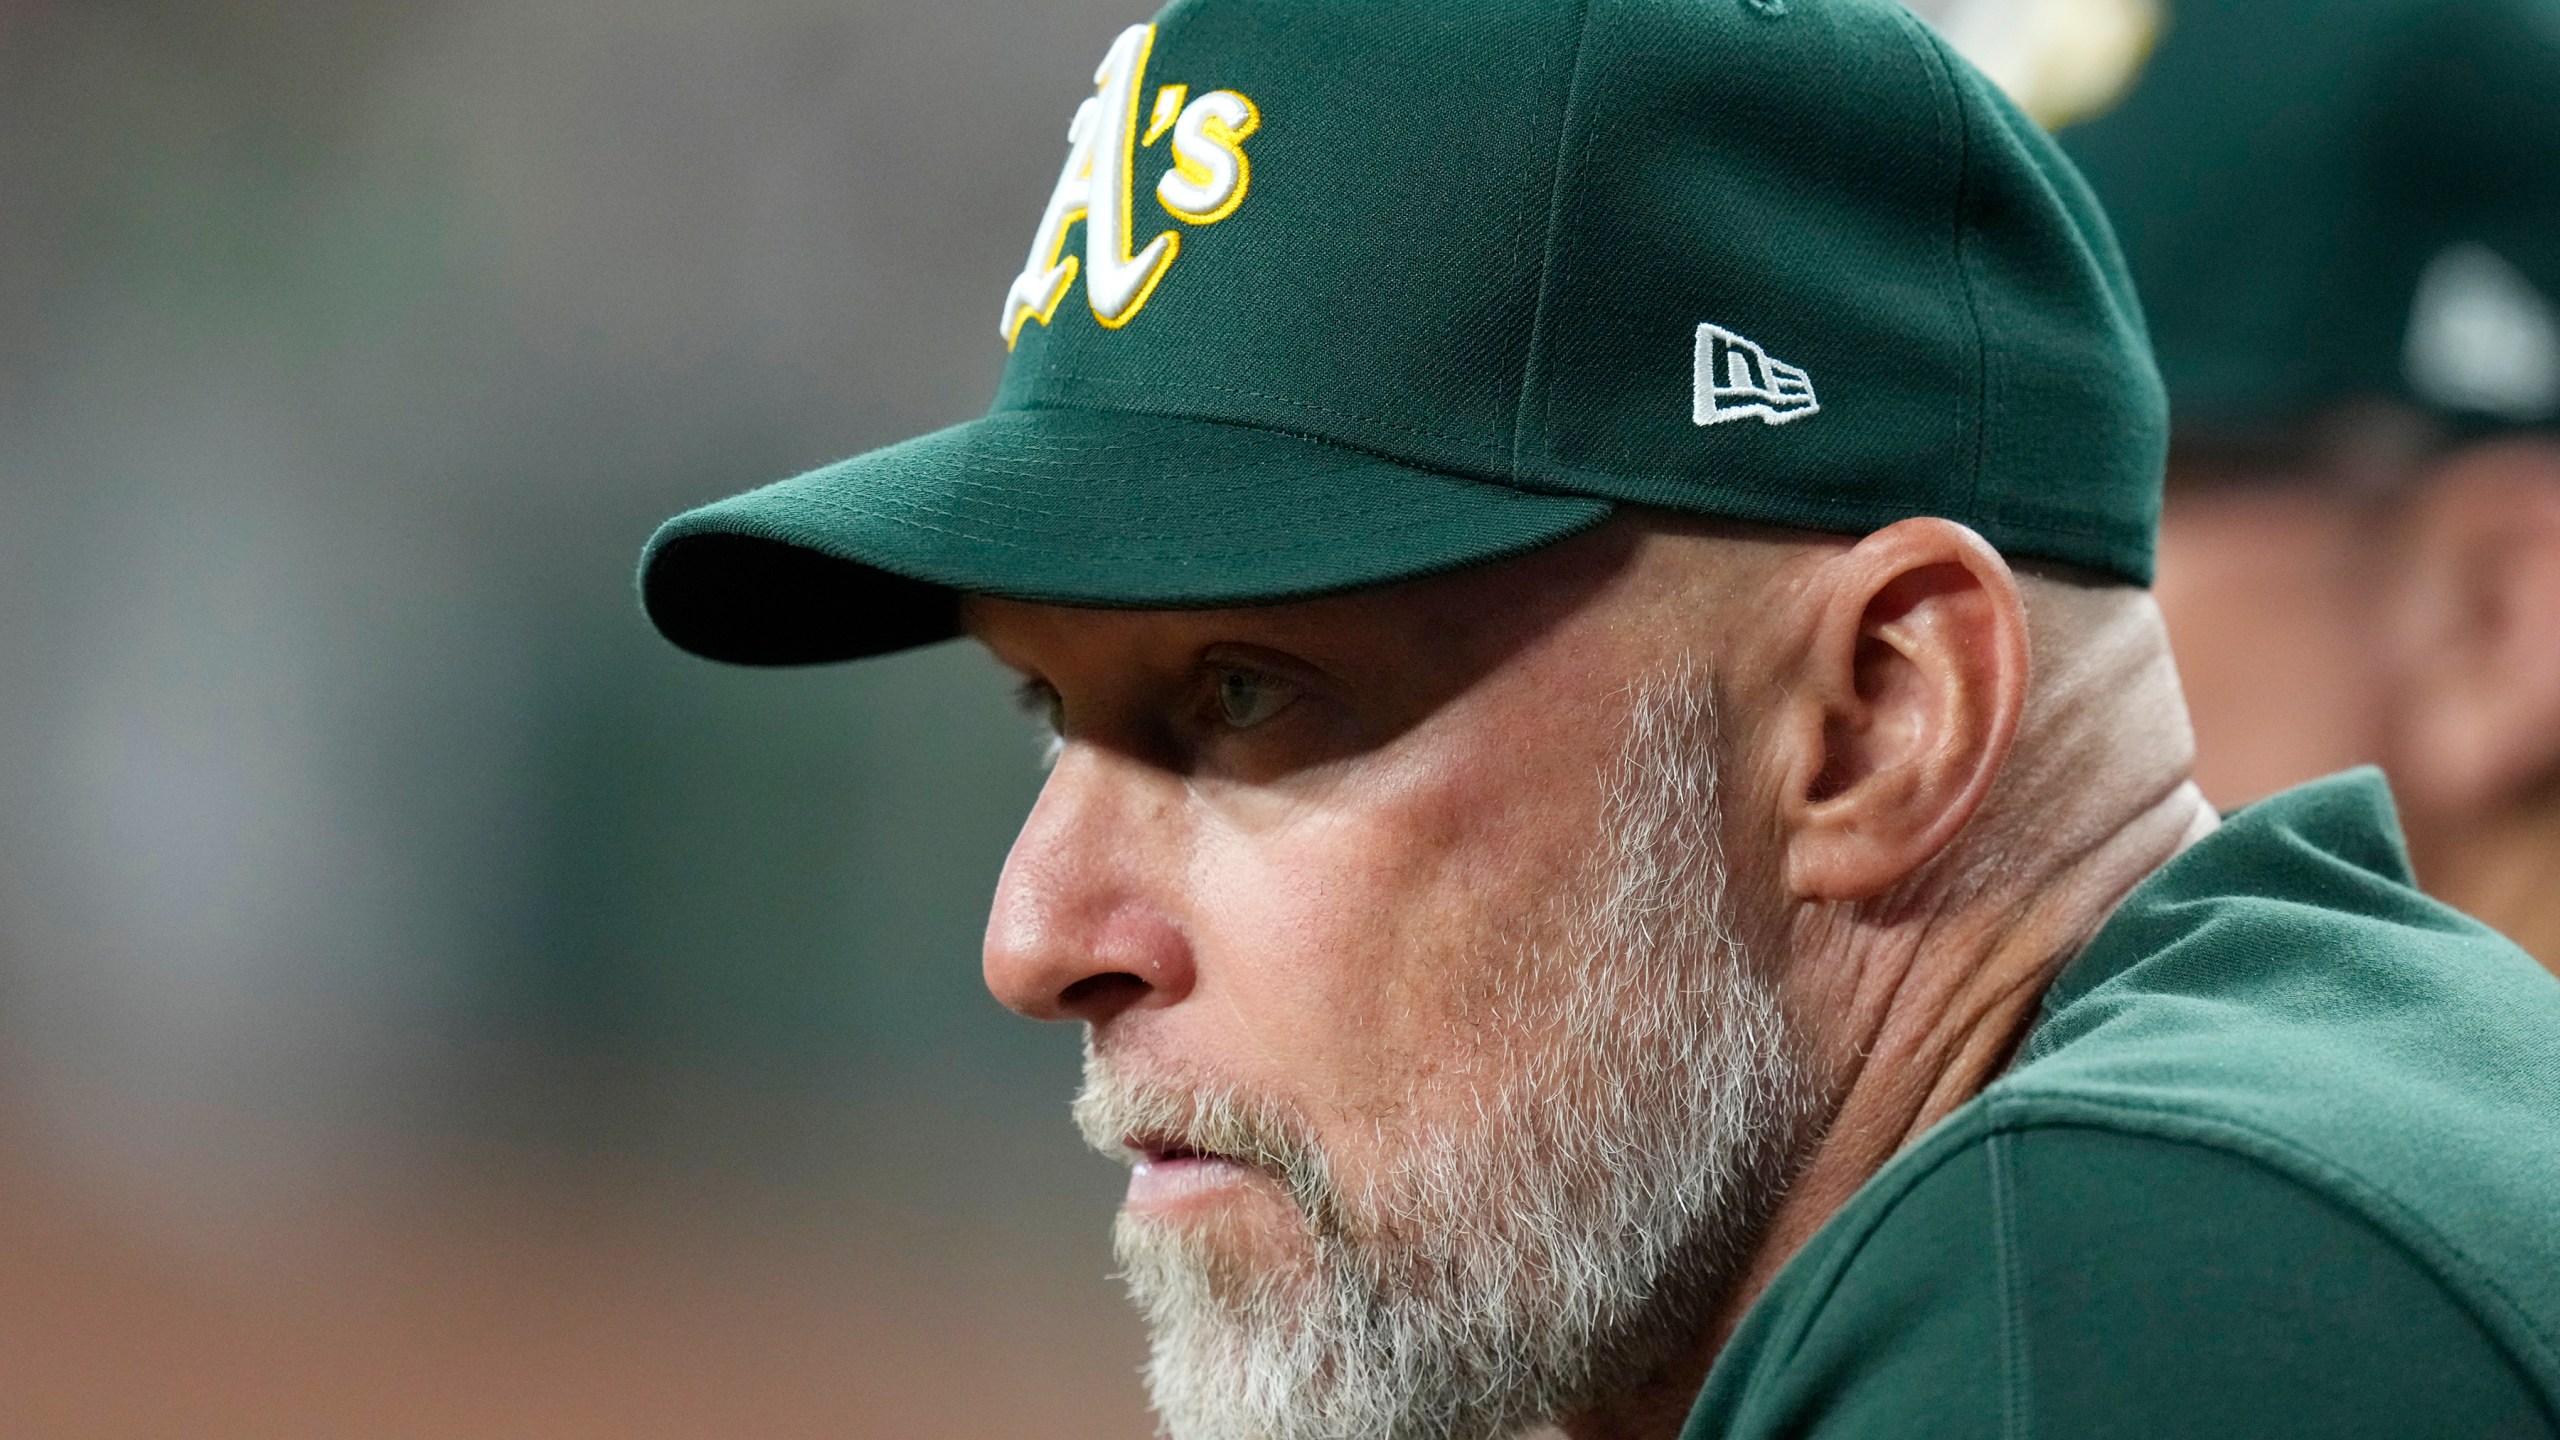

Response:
(1559, 777), (2220, 1440)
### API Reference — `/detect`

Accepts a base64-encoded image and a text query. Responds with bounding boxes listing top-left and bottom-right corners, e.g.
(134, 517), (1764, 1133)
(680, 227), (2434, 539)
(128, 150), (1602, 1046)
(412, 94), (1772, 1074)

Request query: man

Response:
(636, 2), (2560, 1436)
(2053, 0), (2560, 970)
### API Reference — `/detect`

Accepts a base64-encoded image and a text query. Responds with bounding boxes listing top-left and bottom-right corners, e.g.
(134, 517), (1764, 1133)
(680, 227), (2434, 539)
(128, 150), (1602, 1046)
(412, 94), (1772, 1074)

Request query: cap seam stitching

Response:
(1950, 45), (1992, 516)
(1510, 0), (1605, 484)
(1893, 10), (1993, 516)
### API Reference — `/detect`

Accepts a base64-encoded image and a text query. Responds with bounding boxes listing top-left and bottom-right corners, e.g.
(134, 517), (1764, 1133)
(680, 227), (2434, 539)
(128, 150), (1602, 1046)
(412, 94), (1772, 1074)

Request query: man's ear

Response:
(2383, 441), (2560, 817)
(1777, 518), (2031, 902)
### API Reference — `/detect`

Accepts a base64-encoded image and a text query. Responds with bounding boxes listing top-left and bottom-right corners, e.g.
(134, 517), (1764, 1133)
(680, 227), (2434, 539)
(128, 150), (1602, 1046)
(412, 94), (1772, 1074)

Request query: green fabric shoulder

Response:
(1687, 771), (2560, 1438)
(1689, 1116), (2552, 1438)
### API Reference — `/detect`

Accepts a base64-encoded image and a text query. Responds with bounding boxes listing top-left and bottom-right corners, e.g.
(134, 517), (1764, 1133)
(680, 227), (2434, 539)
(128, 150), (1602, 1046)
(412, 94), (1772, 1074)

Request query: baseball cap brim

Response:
(639, 406), (1616, 665)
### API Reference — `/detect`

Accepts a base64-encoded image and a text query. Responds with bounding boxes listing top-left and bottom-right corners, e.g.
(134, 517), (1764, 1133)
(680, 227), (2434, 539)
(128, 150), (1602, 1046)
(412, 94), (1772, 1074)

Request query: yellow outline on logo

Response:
(999, 28), (1261, 344)
(1091, 232), (1179, 329)
(1002, 244), (1081, 350)
(1090, 25), (1181, 330)
(1157, 89), (1260, 227)
(1000, 93), (1102, 350)
(1143, 84), (1187, 146)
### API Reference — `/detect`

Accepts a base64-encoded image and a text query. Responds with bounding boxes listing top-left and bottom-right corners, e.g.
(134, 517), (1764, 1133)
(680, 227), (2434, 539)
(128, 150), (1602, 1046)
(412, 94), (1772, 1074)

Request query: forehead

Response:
(964, 516), (1659, 677)
(961, 517), (1837, 728)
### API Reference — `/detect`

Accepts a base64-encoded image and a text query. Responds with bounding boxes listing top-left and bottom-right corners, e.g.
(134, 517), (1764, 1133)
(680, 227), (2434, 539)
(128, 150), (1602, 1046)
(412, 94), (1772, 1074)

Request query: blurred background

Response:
(10, 0), (2555, 1431)
(0, 0), (1155, 1433)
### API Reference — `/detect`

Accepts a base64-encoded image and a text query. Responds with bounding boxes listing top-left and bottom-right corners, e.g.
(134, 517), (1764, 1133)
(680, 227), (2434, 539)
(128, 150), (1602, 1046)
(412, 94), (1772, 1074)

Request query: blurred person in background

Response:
(1937, 0), (2560, 973)
(640, 3), (2560, 1438)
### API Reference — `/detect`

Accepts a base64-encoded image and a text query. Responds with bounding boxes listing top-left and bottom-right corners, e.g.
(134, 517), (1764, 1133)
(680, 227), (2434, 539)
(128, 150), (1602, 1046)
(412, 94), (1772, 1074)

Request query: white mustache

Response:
(1072, 1055), (1347, 1225)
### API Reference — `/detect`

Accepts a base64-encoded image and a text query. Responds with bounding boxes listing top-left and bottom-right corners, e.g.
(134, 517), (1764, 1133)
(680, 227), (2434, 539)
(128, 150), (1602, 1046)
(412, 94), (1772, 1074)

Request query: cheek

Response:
(1180, 724), (1617, 1126)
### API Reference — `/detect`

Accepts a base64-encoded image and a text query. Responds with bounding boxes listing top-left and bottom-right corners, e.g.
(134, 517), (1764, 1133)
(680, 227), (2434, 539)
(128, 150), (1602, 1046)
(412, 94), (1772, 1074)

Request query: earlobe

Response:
(1781, 520), (2031, 902)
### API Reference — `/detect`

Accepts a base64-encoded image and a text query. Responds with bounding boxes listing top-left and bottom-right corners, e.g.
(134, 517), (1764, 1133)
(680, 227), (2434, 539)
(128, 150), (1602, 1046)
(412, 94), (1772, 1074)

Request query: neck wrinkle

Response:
(1741, 776), (2219, 1332)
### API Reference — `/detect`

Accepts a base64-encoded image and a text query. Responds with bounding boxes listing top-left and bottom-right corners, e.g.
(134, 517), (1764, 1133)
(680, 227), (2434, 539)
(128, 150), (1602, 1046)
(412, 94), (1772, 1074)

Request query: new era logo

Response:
(1693, 323), (1819, 426)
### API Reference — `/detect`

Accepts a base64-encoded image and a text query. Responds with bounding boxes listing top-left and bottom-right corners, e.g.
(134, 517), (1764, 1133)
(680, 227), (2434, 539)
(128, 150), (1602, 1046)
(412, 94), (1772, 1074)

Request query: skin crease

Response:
(972, 510), (2217, 1440)
(2155, 439), (2560, 974)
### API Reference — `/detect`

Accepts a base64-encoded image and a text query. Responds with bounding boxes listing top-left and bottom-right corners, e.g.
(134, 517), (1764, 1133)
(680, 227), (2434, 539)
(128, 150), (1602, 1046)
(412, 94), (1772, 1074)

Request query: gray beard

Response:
(1073, 673), (1824, 1440)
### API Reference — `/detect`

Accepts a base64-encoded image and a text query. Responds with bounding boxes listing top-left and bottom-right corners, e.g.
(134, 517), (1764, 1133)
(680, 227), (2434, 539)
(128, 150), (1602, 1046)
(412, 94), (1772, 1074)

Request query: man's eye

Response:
(1013, 678), (1066, 737)
(1212, 666), (1298, 730)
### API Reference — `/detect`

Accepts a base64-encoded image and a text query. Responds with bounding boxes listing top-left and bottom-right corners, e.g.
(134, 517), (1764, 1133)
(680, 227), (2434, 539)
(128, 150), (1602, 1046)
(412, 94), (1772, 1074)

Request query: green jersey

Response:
(1688, 770), (2560, 1438)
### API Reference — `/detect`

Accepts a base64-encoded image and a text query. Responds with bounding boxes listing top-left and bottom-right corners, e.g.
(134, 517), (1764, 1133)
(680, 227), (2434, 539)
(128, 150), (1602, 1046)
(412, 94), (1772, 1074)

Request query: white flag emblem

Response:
(1693, 323), (1820, 426)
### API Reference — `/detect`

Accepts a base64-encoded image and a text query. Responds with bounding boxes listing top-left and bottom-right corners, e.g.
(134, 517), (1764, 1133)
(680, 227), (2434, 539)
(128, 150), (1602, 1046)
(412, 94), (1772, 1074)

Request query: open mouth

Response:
(1131, 1135), (1223, 1168)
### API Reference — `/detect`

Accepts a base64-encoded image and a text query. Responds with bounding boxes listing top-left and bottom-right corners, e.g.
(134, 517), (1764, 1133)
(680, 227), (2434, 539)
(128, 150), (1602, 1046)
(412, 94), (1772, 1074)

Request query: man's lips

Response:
(1124, 1135), (1266, 1212)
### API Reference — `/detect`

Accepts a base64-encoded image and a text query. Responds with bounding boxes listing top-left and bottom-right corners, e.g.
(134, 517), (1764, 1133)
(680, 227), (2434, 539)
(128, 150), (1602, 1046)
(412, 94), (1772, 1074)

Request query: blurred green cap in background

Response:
(2049, 0), (2560, 442)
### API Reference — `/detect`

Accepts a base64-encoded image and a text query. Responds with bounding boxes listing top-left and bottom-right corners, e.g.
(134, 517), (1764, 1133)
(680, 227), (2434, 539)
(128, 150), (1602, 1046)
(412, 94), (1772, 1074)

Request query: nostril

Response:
(1059, 971), (1151, 1016)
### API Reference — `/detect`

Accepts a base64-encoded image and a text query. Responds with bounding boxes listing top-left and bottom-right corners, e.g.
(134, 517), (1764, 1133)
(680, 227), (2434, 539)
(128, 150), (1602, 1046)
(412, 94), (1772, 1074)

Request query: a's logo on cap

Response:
(1001, 24), (1261, 347)
(1694, 323), (1820, 426)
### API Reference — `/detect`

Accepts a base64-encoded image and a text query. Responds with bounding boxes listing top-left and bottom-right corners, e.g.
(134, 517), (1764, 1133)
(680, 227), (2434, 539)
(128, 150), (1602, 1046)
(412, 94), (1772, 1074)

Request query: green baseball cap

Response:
(2053, 0), (2560, 440)
(642, 0), (2165, 666)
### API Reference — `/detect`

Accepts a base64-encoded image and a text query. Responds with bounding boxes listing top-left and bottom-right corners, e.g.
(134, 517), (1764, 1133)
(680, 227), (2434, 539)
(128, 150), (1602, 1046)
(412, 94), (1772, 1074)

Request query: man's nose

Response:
(982, 746), (1197, 1025)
